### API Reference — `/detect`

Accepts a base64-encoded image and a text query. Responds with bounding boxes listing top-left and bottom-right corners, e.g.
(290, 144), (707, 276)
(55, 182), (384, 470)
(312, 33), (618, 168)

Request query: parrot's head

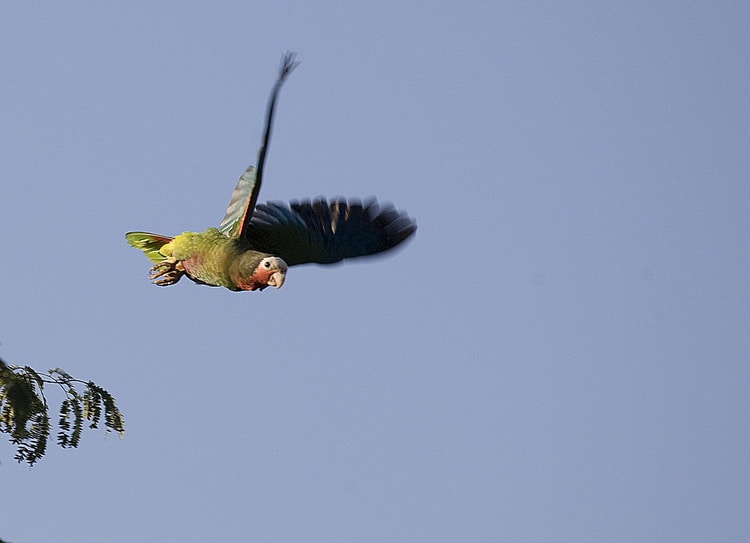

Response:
(234, 253), (288, 291)
(258, 256), (288, 290)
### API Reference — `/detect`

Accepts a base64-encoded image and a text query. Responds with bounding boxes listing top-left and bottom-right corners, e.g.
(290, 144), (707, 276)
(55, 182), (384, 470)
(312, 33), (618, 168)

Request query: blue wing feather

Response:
(216, 54), (416, 267)
(218, 166), (257, 238)
(243, 198), (416, 266)
(218, 52), (298, 238)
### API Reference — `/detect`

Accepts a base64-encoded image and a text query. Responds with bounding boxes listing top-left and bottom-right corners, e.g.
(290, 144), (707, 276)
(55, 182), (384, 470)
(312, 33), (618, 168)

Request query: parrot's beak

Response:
(267, 271), (286, 289)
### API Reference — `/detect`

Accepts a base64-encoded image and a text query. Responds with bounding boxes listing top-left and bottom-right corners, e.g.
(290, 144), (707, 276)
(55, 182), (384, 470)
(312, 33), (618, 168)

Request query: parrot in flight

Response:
(126, 53), (416, 292)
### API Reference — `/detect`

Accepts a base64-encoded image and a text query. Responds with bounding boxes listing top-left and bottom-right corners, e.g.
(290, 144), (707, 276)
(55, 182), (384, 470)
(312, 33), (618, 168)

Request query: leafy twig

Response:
(0, 358), (124, 466)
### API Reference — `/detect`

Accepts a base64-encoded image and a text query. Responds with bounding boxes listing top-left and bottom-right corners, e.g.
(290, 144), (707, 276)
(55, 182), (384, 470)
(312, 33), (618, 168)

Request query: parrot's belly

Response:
(162, 228), (237, 288)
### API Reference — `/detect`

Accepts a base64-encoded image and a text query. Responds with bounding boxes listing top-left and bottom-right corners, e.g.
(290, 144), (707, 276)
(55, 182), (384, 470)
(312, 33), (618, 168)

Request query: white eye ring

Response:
(264, 260), (271, 268)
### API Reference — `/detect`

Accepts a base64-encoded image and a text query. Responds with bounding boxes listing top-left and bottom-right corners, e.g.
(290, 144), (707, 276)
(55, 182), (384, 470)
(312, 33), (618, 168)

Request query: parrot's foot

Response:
(149, 258), (185, 286)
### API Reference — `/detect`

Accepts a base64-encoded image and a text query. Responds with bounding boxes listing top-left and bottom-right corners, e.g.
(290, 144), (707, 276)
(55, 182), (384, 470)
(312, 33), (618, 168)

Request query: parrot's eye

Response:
(264, 261), (271, 268)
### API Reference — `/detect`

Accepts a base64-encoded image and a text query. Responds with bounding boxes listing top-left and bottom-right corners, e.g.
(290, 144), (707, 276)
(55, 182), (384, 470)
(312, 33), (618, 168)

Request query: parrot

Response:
(126, 52), (416, 292)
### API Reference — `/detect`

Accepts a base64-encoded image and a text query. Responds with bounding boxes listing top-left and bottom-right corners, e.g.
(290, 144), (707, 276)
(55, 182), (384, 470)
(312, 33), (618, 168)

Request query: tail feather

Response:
(126, 232), (173, 263)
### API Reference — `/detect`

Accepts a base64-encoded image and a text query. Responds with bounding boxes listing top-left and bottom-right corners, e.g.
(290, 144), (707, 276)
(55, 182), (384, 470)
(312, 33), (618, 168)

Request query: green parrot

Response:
(126, 53), (416, 292)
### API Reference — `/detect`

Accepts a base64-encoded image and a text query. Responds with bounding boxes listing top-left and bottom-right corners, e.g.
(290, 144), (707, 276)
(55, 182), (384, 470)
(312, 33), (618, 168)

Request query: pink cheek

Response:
(236, 268), (273, 291)
(253, 268), (275, 284)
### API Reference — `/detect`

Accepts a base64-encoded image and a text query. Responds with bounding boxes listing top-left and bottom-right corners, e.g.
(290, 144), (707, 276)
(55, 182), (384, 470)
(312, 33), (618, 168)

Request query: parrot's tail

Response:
(125, 232), (174, 264)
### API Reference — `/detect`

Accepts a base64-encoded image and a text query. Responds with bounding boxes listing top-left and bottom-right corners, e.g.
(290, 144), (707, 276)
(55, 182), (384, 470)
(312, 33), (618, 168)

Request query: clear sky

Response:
(2, 2), (749, 542)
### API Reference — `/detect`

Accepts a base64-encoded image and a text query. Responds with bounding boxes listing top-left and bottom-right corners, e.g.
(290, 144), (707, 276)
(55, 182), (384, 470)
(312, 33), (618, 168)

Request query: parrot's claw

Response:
(149, 259), (185, 286)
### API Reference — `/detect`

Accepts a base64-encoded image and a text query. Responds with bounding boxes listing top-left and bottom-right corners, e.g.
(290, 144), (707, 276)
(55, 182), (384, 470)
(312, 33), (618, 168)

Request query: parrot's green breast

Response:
(164, 228), (241, 288)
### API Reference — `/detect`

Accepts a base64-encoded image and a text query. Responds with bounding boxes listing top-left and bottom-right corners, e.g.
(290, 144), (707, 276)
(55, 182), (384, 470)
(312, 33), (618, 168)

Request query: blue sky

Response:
(2, 2), (749, 541)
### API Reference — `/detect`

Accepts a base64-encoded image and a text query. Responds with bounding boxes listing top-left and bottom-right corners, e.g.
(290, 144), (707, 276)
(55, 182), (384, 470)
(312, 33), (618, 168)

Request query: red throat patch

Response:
(236, 266), (278, 291)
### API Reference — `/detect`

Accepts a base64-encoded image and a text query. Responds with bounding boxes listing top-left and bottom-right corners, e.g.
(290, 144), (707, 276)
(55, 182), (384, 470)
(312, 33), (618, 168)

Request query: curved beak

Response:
(267, 270), (286, 289)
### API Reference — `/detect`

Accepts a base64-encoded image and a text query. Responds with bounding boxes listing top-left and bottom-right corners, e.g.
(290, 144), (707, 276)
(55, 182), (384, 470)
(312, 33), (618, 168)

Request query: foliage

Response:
(0, 357), (124, 466)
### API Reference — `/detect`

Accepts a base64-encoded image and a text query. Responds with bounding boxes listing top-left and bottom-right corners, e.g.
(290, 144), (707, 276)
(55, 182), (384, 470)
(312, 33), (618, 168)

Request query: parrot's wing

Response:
(218, 165), (258, 238)
(218, 52), (298, 239)
(244, 198), (416, 266)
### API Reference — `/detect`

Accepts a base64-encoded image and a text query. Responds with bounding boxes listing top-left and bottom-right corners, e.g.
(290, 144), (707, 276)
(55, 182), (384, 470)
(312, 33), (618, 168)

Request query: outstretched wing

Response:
(218, 52), (299, 238)
(218, 165), (259, 239)
(243, 198), (417, 266)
